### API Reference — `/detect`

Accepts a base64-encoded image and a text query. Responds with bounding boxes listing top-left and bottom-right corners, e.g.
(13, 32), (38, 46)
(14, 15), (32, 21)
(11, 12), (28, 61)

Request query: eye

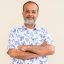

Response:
(32, 10), (37, 14)
(25, 10), (30, 13)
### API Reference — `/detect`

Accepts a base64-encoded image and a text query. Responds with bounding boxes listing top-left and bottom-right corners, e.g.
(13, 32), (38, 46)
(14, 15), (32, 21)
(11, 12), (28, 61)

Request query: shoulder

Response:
(36, 26), (48, 33)
(9, 24), (23, 33)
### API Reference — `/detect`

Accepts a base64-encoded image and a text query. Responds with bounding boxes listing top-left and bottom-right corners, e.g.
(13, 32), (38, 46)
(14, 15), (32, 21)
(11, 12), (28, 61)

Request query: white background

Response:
(0, 0), (64, 64)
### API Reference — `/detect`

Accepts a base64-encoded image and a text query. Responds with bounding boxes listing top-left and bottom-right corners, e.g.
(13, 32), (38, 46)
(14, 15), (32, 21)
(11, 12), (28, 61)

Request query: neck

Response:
(24, 23), (35, 29)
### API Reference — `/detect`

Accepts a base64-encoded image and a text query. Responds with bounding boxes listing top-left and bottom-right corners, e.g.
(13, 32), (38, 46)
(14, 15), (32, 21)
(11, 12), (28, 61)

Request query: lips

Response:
(26, 17), (34, 20)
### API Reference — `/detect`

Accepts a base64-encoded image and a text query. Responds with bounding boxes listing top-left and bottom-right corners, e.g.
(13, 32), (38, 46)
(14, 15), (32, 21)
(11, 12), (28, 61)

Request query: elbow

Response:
(49, 49), (55, 55)
(49, 46), (55, 55)
(7, 49), (16, 58)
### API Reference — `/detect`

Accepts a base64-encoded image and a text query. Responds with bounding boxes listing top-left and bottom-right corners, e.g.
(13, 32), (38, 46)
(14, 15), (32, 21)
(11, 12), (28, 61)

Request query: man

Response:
(7, 1), (55, 64)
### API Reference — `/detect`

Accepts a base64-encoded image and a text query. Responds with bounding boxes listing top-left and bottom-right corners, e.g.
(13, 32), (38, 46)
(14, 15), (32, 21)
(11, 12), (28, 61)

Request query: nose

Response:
(28, 12), (33, 16)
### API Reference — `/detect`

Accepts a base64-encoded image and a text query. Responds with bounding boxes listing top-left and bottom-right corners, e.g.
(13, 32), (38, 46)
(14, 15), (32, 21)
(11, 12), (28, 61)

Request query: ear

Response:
(37, 12), (39, 17)
(22, 12), (24, 17)
(22, 12), (23, 16)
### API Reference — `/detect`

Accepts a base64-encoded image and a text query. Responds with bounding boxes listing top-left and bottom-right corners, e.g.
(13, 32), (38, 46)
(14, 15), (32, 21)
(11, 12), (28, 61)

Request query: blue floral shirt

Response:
(7, 25), (54, 64)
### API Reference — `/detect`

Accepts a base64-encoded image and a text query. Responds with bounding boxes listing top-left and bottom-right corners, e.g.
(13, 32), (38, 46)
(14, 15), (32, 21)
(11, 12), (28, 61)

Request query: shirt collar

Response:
(22, 24), (37, 30)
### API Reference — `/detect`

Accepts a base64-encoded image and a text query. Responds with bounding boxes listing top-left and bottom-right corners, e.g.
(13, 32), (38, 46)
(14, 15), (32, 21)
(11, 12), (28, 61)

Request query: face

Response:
(23, 3), (39, 25)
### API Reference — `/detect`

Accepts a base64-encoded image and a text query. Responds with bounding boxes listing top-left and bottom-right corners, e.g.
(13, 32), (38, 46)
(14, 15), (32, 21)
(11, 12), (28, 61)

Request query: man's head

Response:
(22, 1), (39, 25)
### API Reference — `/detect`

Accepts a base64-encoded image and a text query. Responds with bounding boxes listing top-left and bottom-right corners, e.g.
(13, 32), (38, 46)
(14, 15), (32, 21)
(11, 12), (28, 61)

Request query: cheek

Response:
(23, 12), (27, 17)
(23, 14), (28, 18)
(34, 13), (38, 16)
(34, 14), (38, 18)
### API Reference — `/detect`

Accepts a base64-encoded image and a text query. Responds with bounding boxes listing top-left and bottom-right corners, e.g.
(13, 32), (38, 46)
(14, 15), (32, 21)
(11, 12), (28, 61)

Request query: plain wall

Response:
(0, 0), (64, 64)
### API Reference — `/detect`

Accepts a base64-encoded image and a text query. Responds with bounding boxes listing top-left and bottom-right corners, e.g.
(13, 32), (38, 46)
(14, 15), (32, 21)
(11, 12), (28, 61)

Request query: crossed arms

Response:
(7, 41), (55, 60)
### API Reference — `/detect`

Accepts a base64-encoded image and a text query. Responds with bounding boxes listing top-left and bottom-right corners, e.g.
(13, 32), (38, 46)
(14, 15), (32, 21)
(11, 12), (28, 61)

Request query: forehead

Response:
(24, 3), (38, 11)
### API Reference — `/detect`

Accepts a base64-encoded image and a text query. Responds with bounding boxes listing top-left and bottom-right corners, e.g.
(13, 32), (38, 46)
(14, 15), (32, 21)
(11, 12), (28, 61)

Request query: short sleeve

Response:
(44, 28), (55, 46)
(7, 28), (19, 50)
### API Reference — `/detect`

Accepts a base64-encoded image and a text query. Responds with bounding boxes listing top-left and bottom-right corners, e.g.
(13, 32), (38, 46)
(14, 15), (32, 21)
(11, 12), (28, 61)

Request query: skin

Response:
(18, 41), (55, 56)
(7, 3), (55, 60)
(22, 3), (38, 29)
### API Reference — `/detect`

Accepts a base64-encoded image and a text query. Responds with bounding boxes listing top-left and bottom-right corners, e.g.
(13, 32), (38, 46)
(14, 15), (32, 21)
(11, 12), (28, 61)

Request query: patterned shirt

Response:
(7, 25), (54, 64)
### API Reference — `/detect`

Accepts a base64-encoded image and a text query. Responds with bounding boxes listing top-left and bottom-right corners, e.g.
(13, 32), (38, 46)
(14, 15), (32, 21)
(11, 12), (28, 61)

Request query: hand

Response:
(40, 41), (48, 46)
(18, 45), (30, 51)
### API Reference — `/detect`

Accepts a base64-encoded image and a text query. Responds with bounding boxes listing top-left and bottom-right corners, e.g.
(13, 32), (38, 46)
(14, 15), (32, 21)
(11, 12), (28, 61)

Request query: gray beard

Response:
(24, 19), (35, 25)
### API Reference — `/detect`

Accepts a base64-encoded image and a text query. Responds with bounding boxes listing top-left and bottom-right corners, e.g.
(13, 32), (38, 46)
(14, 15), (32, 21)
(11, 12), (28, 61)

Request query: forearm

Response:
(7, 48), (39, 60)
(27, 45), (55, 56)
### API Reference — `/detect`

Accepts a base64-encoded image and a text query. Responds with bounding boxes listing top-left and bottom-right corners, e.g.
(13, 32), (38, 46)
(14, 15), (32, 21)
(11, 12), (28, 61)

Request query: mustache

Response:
(26, 16), (34, 19)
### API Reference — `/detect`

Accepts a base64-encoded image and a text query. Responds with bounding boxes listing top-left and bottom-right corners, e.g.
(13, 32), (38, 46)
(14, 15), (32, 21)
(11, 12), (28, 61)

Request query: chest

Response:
(17, 30), (45, 45)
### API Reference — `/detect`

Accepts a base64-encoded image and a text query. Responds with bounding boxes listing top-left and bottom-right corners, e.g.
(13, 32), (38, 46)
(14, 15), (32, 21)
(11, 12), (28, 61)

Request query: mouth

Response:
(27, 17), (34, 20)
